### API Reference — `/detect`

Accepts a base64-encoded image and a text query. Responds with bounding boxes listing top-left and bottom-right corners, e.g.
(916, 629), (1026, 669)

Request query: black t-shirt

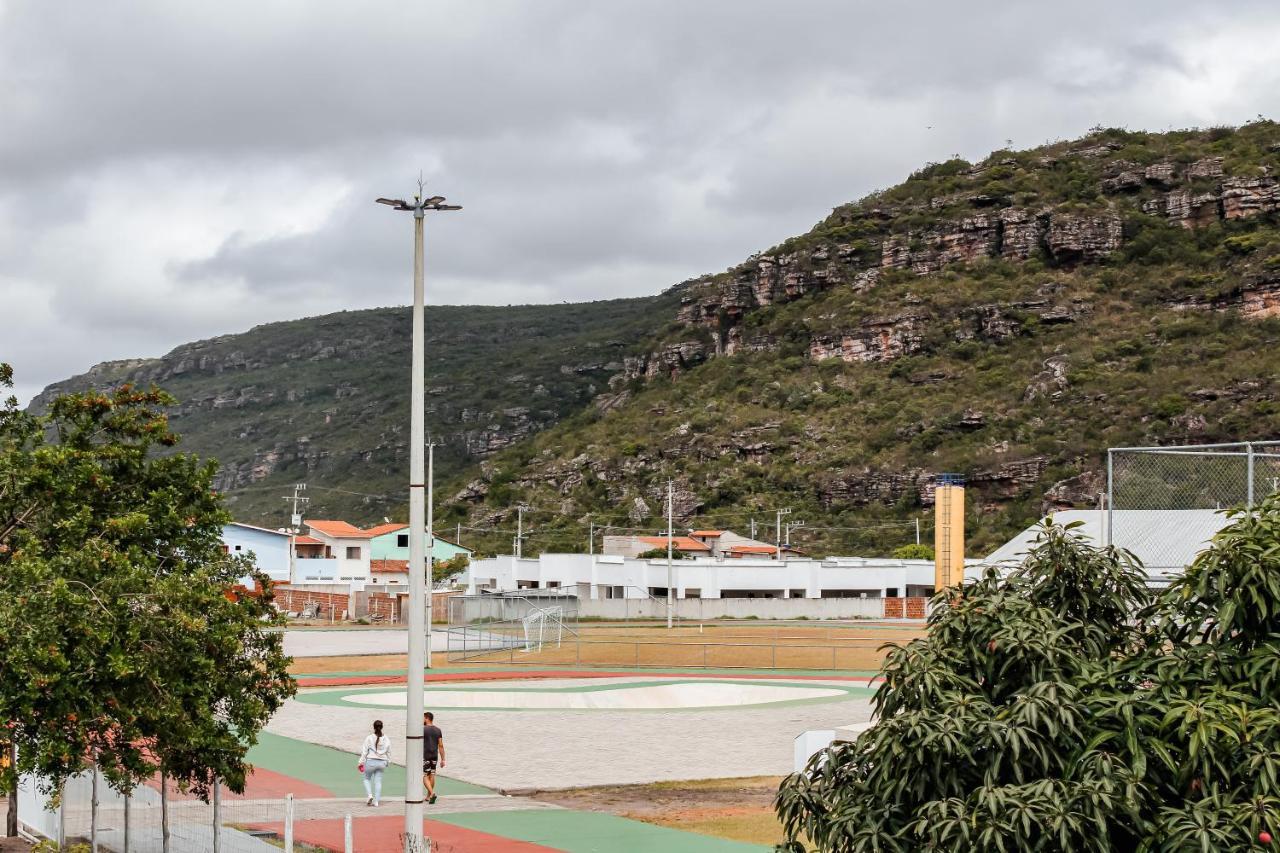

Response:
(423, 724), (443, 758)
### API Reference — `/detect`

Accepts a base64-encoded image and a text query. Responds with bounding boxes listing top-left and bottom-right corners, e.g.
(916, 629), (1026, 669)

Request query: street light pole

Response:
(376, 190), (460, 852)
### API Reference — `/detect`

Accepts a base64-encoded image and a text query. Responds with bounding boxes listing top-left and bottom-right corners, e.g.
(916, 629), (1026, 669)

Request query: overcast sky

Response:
(4, 1), (1280, 403)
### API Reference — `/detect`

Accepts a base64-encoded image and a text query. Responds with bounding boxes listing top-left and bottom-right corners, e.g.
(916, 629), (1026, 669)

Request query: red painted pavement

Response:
(251, 816), (558, 852)
(300, 669), (883, 688)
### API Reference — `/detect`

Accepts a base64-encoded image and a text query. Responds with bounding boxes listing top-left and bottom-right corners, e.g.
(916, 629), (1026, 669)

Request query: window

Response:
(234, 544), (242, 551)
(346, 546), (361, 559)
(397, 534), (408, 547)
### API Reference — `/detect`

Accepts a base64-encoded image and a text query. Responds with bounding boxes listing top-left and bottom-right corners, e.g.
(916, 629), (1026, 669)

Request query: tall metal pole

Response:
(915, 518), (920, 546)
(666, 480), (674, 629)
(404, 204), (428, 849)
(377, 190), (458, 853)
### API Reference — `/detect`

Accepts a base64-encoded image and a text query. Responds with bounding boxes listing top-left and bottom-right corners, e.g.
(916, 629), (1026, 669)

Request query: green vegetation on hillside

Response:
(32, 122), (1280, 559)
(443, 122), (1280, 557)
(32, 295), (678, 524)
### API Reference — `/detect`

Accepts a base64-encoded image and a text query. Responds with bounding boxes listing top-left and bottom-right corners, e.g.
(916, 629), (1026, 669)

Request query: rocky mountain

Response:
(34, 122), (1280, 557)
(439, 122), (1280, 556)
(30, 296), (679, 522)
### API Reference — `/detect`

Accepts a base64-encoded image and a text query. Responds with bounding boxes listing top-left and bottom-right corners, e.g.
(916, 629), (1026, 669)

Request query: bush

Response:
(775, 500), (1280, 852)
(890, 543), (934, 560)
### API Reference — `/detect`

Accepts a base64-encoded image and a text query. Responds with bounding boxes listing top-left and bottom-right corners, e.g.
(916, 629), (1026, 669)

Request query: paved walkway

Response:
(283, 629), (450, 657)
(268, 676), (874, 789)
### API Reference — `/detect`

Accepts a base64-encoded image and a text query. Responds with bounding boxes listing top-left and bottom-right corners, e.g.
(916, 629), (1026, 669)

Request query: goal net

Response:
(521, 605), (565, 652)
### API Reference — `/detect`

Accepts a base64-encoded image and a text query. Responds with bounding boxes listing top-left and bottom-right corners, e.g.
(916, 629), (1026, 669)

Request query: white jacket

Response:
(361, 734), (390, 762)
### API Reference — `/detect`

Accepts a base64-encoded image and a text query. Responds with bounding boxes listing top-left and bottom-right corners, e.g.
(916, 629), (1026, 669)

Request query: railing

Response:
(447, 626), (905, 671)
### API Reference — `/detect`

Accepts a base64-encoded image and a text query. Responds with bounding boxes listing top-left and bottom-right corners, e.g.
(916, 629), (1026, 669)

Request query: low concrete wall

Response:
(578, 596), (896, 621)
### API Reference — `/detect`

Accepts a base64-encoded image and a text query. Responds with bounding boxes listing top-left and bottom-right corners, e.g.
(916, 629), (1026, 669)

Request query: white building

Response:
(465, 552), (934, 600)
(291, 519), (375, 585)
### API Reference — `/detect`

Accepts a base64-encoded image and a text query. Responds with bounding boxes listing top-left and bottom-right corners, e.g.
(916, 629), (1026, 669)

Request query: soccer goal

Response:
(521, 605), (565, 652)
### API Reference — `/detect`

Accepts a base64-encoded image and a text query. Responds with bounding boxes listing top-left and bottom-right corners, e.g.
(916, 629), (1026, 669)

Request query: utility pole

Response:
(915, 517), (921, 546)
(750, 518), (757, 540)
(588, 519), (595, 556)
(775, 508), (792, 560)
(785, 519), (805, 546)
(666, 480), (675, 629)
(376, 186), (460, 852)
(456, 522), (462, 547)
(283, 483), (309, 529)
(282, 484), (308, 584)
(515, 506), (524, 558)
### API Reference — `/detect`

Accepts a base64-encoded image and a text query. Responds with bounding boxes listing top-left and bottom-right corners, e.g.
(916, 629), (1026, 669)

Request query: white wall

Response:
(465, 554), (934, 600)
(579, 596), (889, 620)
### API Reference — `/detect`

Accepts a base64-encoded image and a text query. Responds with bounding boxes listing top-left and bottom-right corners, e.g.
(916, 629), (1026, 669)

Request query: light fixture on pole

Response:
(376, 188), (460, 852)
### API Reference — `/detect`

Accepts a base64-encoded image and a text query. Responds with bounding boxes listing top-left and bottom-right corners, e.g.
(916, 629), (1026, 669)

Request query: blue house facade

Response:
(222, 522), (292, 585)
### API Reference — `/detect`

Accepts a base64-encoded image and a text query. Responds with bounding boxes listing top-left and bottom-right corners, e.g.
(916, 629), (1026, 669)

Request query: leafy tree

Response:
(890, 543), (934, 560)
(0, 366), (295, 804)
(775, 504), (1280, 851)
(434, 552), (470, 584)
(636, 547), (690, 560)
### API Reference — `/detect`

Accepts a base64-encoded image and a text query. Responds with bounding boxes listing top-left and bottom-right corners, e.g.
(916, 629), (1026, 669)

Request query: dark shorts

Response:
(423, 757), (438, 774)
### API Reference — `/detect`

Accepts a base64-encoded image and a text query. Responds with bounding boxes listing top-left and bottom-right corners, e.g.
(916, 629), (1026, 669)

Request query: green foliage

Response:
(774, 501), (1280, 851)
(636, 547), (690, 560)
(0, 366), (295, 804)
(890, 543), (934, 560)
(433, 552), (470, 583)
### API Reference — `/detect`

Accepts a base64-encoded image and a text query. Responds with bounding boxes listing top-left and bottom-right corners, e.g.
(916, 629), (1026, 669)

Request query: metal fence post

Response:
(212, 777), (222, 853)
(1247, 442), (1255, 509)
(1106, 449), (1114, 548)
(91, 764), (99, 853)
(284, 793), (294, 853)
(160, 773), (170, 853)
(57, 781), (65, 851)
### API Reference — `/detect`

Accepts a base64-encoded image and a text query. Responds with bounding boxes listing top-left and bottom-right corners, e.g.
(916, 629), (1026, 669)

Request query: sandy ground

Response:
(529, 777), (788, 846)
(266, 676), (874, 790)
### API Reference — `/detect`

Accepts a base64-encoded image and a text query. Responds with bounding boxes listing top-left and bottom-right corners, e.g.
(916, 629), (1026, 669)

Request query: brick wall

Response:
(274, 586), (350, 618)
(367, 593), (398, 621)
(883, 597), (928, 620)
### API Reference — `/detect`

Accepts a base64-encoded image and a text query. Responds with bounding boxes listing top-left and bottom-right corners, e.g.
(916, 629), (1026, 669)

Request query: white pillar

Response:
(404, 206), (428, 847)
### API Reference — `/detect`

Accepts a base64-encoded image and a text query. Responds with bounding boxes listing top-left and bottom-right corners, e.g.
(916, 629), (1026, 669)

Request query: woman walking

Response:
(359, 720), (391, 806)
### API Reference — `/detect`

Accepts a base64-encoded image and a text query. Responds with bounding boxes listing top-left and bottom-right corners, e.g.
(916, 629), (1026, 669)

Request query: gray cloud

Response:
(4, 0), (1280, 403)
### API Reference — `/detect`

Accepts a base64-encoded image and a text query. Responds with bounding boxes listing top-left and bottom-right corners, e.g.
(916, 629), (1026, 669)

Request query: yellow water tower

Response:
(934, 473), (965, 592)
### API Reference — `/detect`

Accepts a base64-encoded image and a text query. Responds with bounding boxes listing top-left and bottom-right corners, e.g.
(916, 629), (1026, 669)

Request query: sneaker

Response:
(429, 794), (438, 805)
(366, 797), (373, 806)
(373, 800), (380, 807)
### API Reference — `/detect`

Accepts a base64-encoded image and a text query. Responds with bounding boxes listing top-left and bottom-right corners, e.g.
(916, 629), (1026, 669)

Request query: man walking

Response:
(422, 711), (445, 805)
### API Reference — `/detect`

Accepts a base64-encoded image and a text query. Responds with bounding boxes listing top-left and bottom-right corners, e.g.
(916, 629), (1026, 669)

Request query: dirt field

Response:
(528, 776), (792, 846)
(455, 621), (927, 671)
(290, 653), (410, 674)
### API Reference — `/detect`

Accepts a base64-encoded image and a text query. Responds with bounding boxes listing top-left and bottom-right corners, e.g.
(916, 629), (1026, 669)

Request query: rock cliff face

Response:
(643, 138), (1279, 376)
(32, 296), (675, 522)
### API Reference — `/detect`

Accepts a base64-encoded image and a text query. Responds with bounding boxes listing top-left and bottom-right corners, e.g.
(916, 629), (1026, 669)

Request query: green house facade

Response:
(367, 523), (472, 563)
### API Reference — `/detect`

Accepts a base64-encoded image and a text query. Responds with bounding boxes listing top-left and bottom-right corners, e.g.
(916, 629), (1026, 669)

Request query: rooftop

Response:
(365, 522), (409, 537)
(370, 558), (409, 574)
(638, 535), (712, 552)
(305, 519), (375, 539)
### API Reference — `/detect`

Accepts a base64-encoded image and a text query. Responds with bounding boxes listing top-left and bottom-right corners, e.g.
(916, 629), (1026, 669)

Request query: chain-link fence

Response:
(1107, 441), (1280, 573)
